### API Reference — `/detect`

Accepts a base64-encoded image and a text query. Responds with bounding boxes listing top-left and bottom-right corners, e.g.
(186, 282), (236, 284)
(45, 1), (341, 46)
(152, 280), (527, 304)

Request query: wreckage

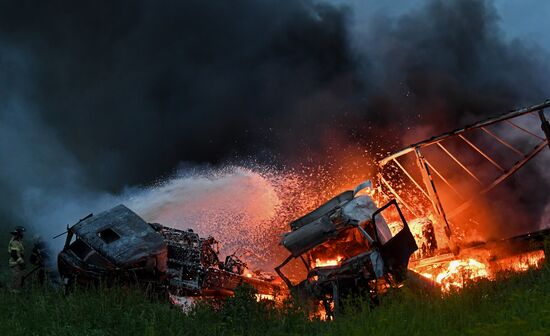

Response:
(275, 99), (550, 315)
(57, 205), (277, 297)
(57, 100), (549, 317)
(275, 183), (418, 315)
(375, 100), (550, 275)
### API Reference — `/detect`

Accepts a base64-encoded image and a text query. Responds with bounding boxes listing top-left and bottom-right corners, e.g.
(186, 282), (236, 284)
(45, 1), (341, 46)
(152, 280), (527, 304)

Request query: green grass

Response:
(1, 263), (549, 336)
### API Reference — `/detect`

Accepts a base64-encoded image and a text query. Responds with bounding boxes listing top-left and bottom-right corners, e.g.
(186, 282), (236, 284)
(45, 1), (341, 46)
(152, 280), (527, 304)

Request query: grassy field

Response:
(0, 225), (548, 336)
(0, 262), (549, 336)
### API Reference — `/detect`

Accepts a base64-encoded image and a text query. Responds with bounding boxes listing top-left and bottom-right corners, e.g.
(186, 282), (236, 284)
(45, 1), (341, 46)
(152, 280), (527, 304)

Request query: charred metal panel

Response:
(341, 195), (392, 244)
(57, 205), (282, 298)
(282, 217), (338, 257)
(290, 190), (354, 230)
(276, 184), (418, 317)
(70, 205), (166, 267)
(379, 224), (418, 281)
(313, 250), (376, 283)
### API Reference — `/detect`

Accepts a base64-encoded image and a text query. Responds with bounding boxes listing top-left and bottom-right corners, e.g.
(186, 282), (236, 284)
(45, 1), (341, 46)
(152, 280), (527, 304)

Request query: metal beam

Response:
(505, 120), (545, 141)
(480, 126), (525, 157)
(378, 174), (420, 218)
(458, 134), (505, 172)
(379, 100), (550, 166)
(391, 158), (430, 198)
(448, 139), (548, 220)
(414, 148), (452, 238)
(539, 109), (550, 149)
(435, 143), (482, 184)
(424, 160), (464, 200)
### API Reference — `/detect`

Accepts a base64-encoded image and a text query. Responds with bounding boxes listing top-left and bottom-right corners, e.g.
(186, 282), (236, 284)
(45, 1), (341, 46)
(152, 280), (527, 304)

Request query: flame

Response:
(242, 268), (254, 278)
(494, 250), (546, 272)
(313, 256), (344, 268)
(255, 294), (275, 301)
(434, 258), (489, 292)
(311, 301), (335, 321)
(414, 250), (546, 292)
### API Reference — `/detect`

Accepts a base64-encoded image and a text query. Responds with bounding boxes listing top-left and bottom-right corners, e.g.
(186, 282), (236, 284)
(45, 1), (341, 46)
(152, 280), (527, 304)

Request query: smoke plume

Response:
(0, 0), (548, 257)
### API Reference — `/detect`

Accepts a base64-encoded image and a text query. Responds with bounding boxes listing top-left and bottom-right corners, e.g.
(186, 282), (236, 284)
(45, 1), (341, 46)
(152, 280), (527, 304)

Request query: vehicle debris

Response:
(374, 100), (550, 290)
(57, 205), (279, 298)
(276, 100), (550, 316)
(56, 100), (550, 318)
(275, 182), (418, 318)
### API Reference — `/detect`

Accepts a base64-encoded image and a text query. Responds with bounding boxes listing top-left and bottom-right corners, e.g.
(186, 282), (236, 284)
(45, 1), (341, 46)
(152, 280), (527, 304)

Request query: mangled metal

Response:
(275, 100), (550, 315)
(377, 99), (550, 249)
(56, 100), (550, 316)
(58, 205), (167, 287)
(374, 100), (550, 291)
(58, 205), (278, 297)
(275, 183), (418, 316)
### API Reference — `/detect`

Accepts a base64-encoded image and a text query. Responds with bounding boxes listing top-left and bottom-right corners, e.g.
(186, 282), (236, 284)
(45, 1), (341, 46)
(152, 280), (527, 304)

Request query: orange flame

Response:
(313, 256), (344, 268)
(414, 250), (546, 292)
(494, 250), (546, 272)
(255, 294), (275, 301)
(434, 258), (489, 292)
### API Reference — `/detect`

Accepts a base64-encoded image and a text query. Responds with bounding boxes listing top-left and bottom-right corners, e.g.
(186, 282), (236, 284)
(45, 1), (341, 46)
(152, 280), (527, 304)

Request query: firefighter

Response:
(8, 226), (26, 293)
(29, 235), (49, 286)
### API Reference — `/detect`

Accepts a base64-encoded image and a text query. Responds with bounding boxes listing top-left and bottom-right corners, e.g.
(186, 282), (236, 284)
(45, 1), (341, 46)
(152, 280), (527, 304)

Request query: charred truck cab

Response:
(58, 205), (167, 288)
(57, 204), (279, 298)
(275, 182), (417, 316)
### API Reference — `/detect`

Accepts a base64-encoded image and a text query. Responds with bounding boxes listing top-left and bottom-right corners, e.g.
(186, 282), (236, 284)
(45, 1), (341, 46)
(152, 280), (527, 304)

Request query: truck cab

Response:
(275, 182), (417, 317)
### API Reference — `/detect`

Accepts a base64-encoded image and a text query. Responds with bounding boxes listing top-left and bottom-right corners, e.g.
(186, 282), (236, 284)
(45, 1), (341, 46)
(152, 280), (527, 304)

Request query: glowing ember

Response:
(494, 250), (546, 272)
(414, 250), (546, 292)
(242, 268), (256, 278)
(313, 256), (344, 268)
(311, 301), (335, 321)
(434, 258), (489, 292)
(255, 294), (275, 301)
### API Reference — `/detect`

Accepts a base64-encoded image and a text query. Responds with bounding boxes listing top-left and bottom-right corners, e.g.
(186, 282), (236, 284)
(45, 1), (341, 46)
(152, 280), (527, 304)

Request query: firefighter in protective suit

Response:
(8, 226), (26, 293)
(30, 235), (49, 286)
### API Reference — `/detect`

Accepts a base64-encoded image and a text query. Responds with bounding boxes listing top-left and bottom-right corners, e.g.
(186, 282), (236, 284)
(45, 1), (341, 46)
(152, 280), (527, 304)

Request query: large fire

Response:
(494, 250), (546, 272)
(412, 250), (546, 292)
(382, 194), (547, 292)
(143, 137), (547, 302)
(418, 258), (489, 292)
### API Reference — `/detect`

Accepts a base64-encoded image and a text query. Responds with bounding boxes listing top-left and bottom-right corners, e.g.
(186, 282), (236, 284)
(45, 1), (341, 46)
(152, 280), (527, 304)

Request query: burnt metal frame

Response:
(274, 200), (411, 289)
(377, 100), (550, 240)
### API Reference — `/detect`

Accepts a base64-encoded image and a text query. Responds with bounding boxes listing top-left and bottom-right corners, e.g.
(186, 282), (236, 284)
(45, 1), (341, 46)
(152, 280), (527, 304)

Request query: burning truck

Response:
(57, 100), (550, 316)
(274, 99), (550, 315)
(57, 205), (278, 298)
(275, 183), (418, 316)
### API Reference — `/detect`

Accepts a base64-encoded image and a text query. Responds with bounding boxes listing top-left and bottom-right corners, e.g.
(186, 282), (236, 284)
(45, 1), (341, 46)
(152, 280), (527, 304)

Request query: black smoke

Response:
(349, 0), (550, 237)
(0, 0), (362, 192)
(0, 0), (548, 238)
